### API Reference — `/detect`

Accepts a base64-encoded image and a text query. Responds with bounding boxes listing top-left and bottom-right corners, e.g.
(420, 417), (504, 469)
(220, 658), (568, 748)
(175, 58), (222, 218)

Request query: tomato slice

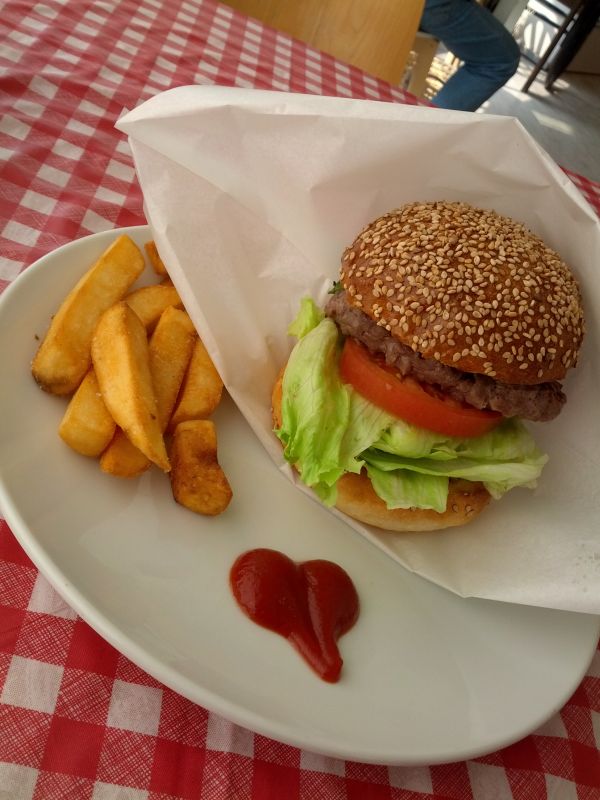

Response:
(339, 338), (502, 438)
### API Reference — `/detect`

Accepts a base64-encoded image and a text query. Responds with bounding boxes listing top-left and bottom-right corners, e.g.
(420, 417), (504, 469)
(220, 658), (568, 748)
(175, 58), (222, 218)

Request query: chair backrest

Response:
(221, 0), (426, 85)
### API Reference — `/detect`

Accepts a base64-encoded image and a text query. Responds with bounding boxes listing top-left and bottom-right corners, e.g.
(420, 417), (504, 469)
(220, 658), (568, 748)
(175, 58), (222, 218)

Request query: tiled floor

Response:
(481, 59), (600, 183)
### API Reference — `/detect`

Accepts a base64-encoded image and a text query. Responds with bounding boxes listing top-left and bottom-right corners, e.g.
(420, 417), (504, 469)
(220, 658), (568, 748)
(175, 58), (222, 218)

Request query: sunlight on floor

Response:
(480, 59), (600, 182)
(530, 110), (574, 135)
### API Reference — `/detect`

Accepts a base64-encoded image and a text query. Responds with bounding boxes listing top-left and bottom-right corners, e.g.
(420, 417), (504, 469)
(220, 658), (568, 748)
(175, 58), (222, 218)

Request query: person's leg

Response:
(420, 0), (521, 111)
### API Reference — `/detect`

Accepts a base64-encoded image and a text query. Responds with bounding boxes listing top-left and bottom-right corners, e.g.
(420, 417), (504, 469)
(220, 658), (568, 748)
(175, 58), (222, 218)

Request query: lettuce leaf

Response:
(287, 296), (324, 339)
(276, 298), (548, 512)
(276, 318), (394, 491)
(366, 465), (449, 512)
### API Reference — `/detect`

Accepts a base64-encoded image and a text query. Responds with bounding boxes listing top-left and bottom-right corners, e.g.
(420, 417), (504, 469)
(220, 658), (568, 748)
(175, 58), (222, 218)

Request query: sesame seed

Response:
(341, 201), (584, 384)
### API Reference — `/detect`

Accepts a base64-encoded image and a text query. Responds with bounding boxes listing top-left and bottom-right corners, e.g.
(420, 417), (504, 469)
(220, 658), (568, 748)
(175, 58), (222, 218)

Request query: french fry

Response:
(124, 283), (182, 330)
(100, 428), (152, 478)
(144, 240), (168, 277)
(32, 235), (144, 395)
(150, 307), (197, 429)
(99, 306), (196, 476)
(58, 369), (116, 456)
(34, 231), (232, 519)
(169, 338), (224, 430)
(91, 302), (170, 472)
(170, 420), (232, 515)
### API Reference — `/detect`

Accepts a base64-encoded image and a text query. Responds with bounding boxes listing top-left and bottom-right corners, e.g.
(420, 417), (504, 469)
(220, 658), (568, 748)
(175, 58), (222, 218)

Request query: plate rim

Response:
(1, 225), (599, 766)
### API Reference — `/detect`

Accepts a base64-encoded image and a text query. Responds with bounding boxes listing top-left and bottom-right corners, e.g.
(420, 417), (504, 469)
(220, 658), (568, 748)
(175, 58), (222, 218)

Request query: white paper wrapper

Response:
(117, 85), (600, 615)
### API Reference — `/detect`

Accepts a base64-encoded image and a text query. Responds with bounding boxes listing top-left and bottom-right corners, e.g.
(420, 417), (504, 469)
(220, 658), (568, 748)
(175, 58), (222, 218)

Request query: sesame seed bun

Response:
(340, 201), (585, 385)
(334, 472), (491, 532)
(272, 369), (491, 532)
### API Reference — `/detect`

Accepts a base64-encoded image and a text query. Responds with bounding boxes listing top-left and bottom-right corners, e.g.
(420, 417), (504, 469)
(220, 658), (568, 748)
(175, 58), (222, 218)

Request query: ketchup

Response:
(230, 548), (359, 683)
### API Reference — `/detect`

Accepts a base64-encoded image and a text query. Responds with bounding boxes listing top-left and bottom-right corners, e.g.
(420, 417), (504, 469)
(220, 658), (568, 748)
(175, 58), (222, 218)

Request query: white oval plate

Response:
(1, 226), (598, 766)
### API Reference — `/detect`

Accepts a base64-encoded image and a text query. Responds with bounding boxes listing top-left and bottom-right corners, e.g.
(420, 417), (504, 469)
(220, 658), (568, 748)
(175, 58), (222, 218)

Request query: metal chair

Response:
(519, 0), (600, 92)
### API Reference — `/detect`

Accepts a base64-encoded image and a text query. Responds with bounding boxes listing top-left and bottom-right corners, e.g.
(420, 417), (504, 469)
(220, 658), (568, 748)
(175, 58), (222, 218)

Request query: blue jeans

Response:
(420, 0), (521, 112)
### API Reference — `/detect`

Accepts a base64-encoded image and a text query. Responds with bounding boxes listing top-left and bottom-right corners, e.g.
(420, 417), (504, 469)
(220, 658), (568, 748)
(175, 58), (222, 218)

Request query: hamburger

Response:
(272, 201), (585, 532)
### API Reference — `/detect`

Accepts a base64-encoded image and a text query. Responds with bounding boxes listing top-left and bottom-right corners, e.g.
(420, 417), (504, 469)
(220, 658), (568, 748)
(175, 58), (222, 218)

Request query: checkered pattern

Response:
(1, 0), (599, 797)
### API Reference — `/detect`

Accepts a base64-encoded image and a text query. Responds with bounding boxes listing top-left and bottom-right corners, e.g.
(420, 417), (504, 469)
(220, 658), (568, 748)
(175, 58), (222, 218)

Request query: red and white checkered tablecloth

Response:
(1, 1), (599, 798)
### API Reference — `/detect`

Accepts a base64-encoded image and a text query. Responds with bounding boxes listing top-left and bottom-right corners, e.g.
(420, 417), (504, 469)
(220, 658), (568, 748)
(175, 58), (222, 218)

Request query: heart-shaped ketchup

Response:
(230, 549), (359, 683)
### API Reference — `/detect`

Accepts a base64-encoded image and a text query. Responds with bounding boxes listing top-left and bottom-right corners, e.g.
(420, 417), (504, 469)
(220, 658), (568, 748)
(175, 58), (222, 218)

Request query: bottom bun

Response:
(335, 472), (490, 532)
(272, 368), (491, 532)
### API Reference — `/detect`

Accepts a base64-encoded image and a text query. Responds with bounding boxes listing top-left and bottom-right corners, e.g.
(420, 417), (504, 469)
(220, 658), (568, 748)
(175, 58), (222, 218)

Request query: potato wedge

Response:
(150, 307), (197, 430)
(100, 428), (152, 478)
(58, 369), (116, 456)
(100, 306), (197, 474)
(169, 338), (224, 430)
(124, 283), (183, 330)
(144, 240), (168, 277)
(170, 420), (232, 515)
(32, 235), (144, 395)
(91, 302), (170, 472)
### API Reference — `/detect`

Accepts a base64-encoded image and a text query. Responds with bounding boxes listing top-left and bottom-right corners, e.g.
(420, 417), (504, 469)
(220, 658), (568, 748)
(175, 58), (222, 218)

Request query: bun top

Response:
(340, 201), (585, 385)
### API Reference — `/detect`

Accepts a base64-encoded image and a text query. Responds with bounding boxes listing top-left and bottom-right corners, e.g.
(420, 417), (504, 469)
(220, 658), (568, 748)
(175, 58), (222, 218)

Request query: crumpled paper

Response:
(117, 85), (600, 614)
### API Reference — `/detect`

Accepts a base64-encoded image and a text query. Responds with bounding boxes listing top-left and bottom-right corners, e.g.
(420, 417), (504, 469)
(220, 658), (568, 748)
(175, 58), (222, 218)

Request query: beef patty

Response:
(326, 291), (565, 422)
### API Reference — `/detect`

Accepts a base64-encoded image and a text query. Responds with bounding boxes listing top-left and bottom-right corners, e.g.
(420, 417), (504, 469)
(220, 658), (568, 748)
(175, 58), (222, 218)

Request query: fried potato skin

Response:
(91, 302), (170, 472)
(32, 235), (144, 395)
(169, 338), (224, 430)
(34, 232), (234, 515)
(100, 428), (153, 478)
(150, 306), (197, 429)
(58, 369), (116, 456)
(100, 306), (197, 474)
(170, 420), (232, 515)
(144, 240), (168, 277)
(124, 284), (182, 330)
